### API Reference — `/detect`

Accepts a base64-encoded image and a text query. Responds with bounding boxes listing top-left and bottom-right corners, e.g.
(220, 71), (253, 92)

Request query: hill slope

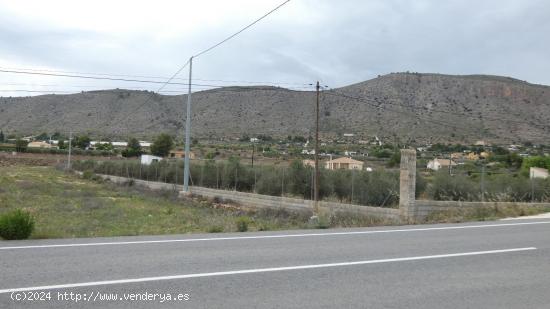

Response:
(1, 73), (549, 144)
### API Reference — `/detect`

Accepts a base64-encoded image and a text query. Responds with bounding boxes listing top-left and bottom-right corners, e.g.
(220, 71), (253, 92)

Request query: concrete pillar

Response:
(399, 149), (417, 223)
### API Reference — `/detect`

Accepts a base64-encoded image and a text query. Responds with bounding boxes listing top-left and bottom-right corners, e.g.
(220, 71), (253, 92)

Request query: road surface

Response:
(1, 218), (550, 308)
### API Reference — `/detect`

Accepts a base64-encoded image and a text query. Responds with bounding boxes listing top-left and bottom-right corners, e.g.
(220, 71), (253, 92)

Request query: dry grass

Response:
(0, 166), (396, 239)
(424, 204), (550, 223)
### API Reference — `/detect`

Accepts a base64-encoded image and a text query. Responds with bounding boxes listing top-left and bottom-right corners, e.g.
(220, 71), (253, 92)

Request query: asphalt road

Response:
(1, 218), (550, 308)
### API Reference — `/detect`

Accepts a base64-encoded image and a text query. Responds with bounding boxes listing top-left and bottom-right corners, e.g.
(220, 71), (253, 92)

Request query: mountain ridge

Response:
(1, 72), (549, 144)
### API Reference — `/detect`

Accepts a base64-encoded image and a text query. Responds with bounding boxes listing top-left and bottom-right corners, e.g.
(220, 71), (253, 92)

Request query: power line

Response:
(0, 66), (171, 80)
(118, 83), (316, 134)
(1, 82), (127, 88)
(2, 84), (543, 134)
(3, 85), (544, 135)
(180, 0), (292, 190)
(192, 0), (292, 58)
(0, 89), (74, 93)
(0, 66), (310, 86)
(0, 69), (312, 91)
(0, 85), (315, 98)
(116, 59), (191, 135)
(0, 68), (209, 87)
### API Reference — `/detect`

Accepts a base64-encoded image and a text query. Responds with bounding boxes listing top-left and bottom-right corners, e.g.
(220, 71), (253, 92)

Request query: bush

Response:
(82, 170), (95, 180)
(15, 139), (28, 152)
(427, 172), (479, 201)
(235, 216), (250, 232)
(208, 225), (224, 233)
(0, 209), (35, 240)
(307, 215), (330, 229)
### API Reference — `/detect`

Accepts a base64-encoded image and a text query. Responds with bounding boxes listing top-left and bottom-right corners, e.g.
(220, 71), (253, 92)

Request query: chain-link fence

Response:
(418, 160), (550, 203)
(72, 158), (404, 207)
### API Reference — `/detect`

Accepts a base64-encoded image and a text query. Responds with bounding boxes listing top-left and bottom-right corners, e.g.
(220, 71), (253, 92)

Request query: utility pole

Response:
(251, 141), (255, 167)
(531, 169), (535, 203)
(183, 56), (193, 192)
(481, 160), (485, 202)
(351, 168), (355, 203)
(480, 141), (486, 202)
(67, 130), (72, 170)
(448, 153), (452, 175)
(314, 81), (320, 214)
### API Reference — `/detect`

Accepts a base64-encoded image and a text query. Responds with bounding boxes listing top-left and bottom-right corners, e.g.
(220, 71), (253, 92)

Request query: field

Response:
(0, 165), (392, 239)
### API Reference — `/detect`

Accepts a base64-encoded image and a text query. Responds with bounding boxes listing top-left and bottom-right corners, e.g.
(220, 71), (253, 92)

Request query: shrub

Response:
(427, 171), (479, 201)
(235, 216), (250, 232)
(310, 215), (330, 229)
(15, 139), (28, 152)
(208, 225), (224, 233)
(0, 209), (35, 240)
(82, 170), (95, 180)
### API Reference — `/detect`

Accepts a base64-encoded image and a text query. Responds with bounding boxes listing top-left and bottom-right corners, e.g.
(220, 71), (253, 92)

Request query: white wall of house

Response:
(530, 167), (549, 179)
(141, 155), (163, 166)
(427, 160), (441, 171)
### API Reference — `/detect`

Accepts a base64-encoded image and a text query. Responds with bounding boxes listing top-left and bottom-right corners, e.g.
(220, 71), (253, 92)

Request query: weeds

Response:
(0, 209), (35, 240)
(235, 216), (251, 232)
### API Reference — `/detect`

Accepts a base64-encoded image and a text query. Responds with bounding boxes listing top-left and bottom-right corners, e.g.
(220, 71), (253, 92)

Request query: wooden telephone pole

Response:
(314, 81), (320, 214)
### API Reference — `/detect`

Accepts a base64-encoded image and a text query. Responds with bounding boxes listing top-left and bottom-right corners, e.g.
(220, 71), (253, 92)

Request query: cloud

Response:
(0, 0), (549, 97)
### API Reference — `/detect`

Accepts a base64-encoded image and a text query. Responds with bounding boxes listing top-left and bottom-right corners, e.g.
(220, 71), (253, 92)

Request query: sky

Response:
(1, 0), (549, 96)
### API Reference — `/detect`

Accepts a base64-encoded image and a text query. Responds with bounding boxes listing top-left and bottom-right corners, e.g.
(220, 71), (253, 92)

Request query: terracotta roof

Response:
(327, 157), (363, 164)
(27, 141), (52, 147)
(433, 158), (457, 166)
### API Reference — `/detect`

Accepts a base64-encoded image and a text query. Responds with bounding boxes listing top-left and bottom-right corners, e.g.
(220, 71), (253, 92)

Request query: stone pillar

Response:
(399, 149), (417, 223)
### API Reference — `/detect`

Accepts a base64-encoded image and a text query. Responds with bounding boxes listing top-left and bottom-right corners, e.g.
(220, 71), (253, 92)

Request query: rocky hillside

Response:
(1, 73), (549, 144)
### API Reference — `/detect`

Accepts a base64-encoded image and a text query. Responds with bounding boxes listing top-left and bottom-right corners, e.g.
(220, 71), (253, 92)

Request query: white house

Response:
(27, 141), (54, 149)
(325, 157), (364, 170)
(91, 141), (127, 148)
(140, 154), (163, 166)
(91, 141), (151, 148)
(530, 167), (549, 179)
(427, 158), (457, 171)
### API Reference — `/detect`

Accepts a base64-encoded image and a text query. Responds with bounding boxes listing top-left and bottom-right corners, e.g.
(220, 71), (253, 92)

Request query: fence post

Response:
(399, 149), (417, 223)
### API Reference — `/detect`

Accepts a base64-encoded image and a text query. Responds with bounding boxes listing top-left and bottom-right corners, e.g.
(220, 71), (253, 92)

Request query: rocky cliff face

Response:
(1, 73), (549, 144)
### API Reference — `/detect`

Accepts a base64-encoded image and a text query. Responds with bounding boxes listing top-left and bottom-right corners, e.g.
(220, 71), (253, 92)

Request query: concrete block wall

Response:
(93, 150), (550, 224)
(397, 149), (550, 222)
(189, 186), (400, 220)
(95, 173), (400, 221)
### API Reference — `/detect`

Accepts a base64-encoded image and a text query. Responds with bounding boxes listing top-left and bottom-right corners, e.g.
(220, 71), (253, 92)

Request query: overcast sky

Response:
(1, 0), (549, 96)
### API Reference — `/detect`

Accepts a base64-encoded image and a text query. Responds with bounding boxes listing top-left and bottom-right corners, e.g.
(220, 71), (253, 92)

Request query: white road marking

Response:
(0, 247), (536, 294)
(1, 221), (549, 250)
